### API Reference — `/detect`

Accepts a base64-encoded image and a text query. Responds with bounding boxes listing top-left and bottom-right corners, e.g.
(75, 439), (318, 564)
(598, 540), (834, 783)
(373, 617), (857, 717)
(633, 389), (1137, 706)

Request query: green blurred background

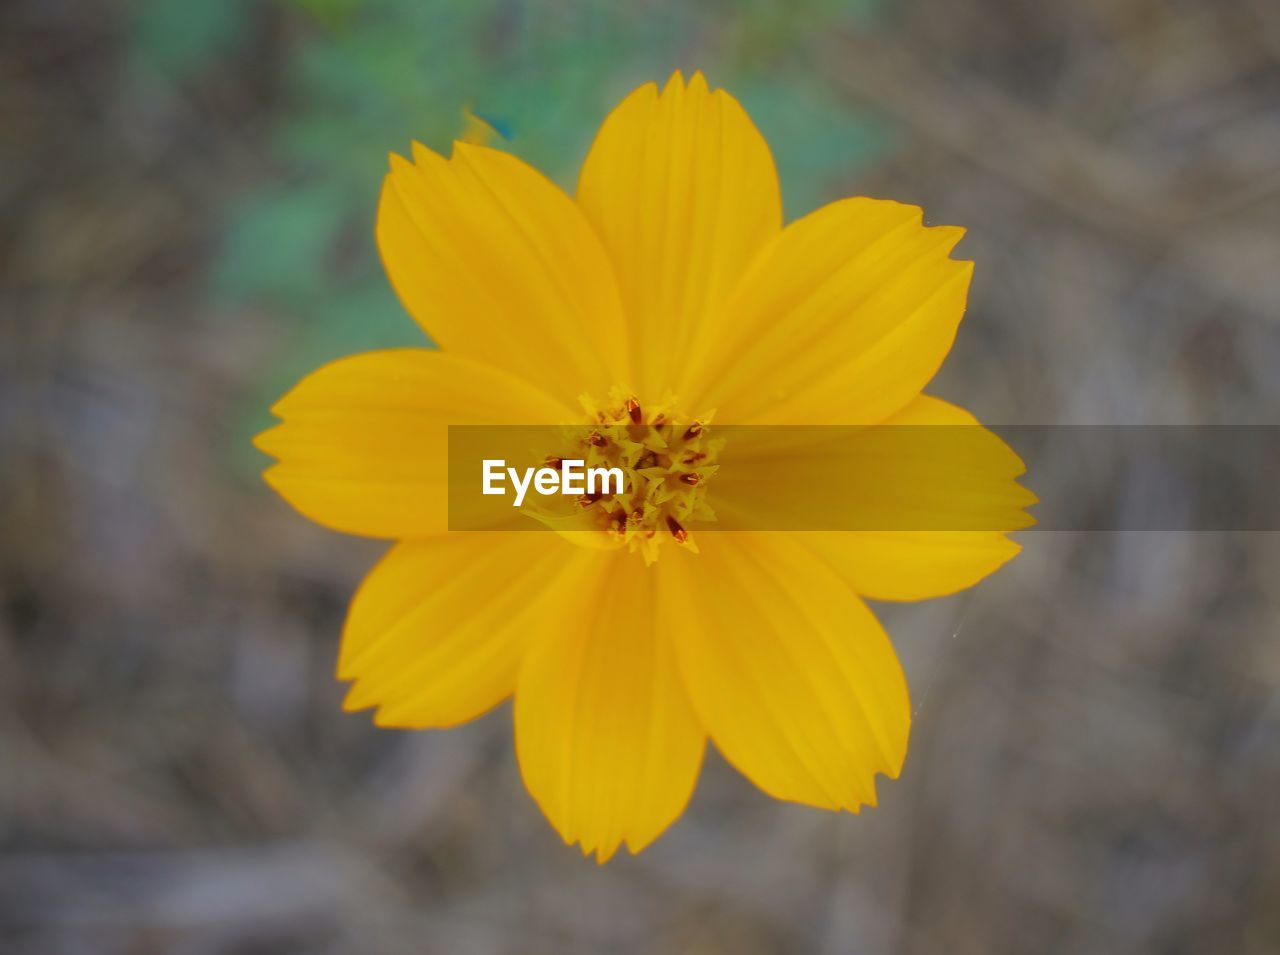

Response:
(141, 0), (892, 472)
(3, 1), (1279, 952)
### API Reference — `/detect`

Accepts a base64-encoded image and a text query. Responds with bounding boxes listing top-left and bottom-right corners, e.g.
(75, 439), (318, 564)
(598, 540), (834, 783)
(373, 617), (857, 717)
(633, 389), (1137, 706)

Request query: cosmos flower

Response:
(255, 72), (1034, 861)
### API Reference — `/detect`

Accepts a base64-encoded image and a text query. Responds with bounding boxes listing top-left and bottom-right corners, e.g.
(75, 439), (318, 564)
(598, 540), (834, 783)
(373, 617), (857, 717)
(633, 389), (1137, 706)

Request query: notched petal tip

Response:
(387, 151), (417, 181)
(341, 680), (375, 713)
(565, 833), (645, 865)
(1010, 512), (1039, 532)
(251, 424), (284, 459)
(538, 813), (619, 864)
(447, 138), (489, 161)
(410, 140), (445, 167)
(592, 843), (620, 865)
(449, 139), (491, 160)
(258, 461), (287, 492)
(383, 141), (446, 180)
(657, 69), (716, 102)
(929, 224), (969, 258)
(840, 195), (924, 223)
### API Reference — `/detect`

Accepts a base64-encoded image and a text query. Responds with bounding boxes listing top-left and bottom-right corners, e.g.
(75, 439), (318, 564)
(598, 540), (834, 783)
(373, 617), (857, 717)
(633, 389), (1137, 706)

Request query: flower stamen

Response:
(538, 388), (721, 563)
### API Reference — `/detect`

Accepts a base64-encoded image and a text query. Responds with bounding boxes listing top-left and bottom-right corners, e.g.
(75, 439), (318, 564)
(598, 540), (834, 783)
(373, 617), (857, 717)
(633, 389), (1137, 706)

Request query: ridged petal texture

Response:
(340, 535), (596, 728)
(255, 349), (570, 538)
(709, 396), (1036, 599)
(377, 141), (631, 406)
(794, 396), (1035, 601)
(683, 198), (973, 425)
(254, 72), (1033, 863)
(515, 554), (705, 862)
(659, 533), (911, 810)
(577, 71), (782, 399)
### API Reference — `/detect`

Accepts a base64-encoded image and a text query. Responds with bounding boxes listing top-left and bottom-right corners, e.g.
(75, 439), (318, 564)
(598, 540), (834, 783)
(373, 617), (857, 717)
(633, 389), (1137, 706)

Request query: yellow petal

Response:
(577, 72), (782, 398)
(341, 534), (587, 729)
(710, 394), (1035, 546)
(658, 533), (910, 811)
(377, 142), (630, 405)
(806, 531), (1021, 602)
(255, 349), (571, 538)
(515, 553), (706, 862)
(682, 198), (972, 424)
(797, 396), (1033, 600)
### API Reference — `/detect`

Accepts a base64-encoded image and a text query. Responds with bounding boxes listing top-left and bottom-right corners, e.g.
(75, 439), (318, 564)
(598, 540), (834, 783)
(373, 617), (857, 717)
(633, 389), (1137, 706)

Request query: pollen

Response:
(548, 388), (722, 564)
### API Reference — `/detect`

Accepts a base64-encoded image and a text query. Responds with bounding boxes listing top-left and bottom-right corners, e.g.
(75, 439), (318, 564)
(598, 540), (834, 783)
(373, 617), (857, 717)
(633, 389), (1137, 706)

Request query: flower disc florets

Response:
(545, 387), (721, 564)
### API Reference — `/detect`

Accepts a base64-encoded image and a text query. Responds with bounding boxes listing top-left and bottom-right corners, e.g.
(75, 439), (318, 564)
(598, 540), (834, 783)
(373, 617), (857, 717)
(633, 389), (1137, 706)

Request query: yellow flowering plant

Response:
(255, 72), (1034, 862)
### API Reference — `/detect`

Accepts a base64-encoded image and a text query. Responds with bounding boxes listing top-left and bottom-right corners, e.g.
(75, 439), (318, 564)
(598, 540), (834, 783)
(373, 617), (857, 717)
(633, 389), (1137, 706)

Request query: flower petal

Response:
(798, 396), (1033, 601)
(515, 554), (706, 862)
(682, 197), (972, 424)
(577, 72), (782, 398)
(341, 534), (588, 728)
(378, 142), (630, 405)
(659, 533), (910, 811)
(255, 349), (571, 538)
(806, 531), (1021, 602)
(708, 395), (1035, 599)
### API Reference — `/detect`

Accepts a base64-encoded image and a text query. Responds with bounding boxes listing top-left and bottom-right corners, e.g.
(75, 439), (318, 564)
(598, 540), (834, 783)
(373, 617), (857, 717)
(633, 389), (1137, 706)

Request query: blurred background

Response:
(3, 0), (1279, 952)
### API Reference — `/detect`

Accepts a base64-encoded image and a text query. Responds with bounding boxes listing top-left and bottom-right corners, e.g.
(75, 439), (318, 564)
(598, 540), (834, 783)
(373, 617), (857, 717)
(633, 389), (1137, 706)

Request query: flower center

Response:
(542, 388), (720, 564)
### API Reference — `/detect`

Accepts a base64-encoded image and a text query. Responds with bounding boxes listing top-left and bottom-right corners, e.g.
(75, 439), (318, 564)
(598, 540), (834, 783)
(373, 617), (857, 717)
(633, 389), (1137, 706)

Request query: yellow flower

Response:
(255, 72), (1034, 862)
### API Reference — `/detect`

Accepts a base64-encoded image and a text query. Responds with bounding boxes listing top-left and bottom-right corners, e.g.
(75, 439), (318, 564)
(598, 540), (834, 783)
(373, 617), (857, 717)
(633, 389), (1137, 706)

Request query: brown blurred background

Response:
(3, 0), (1279, 952)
